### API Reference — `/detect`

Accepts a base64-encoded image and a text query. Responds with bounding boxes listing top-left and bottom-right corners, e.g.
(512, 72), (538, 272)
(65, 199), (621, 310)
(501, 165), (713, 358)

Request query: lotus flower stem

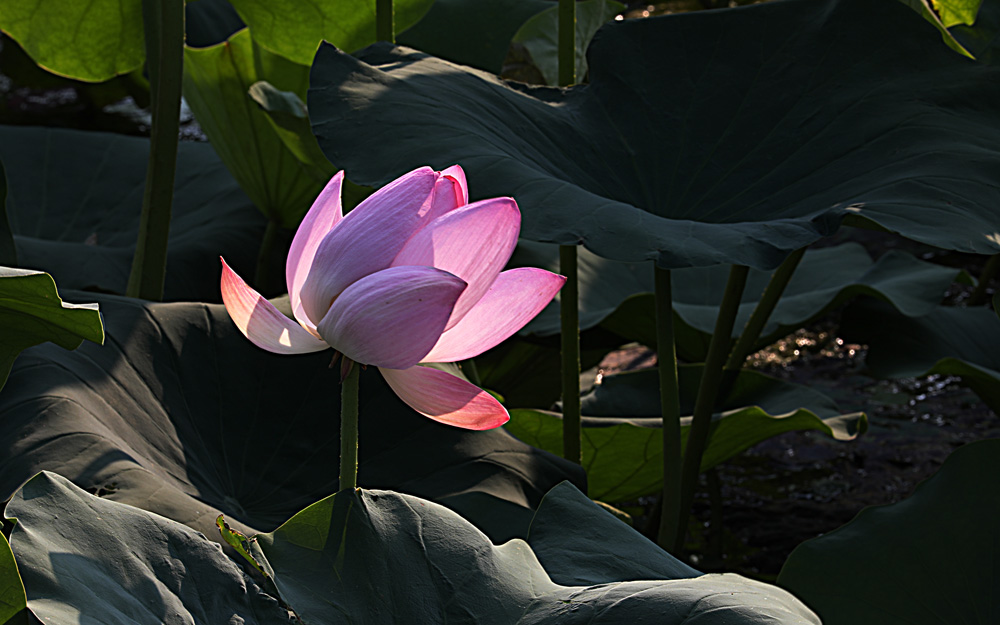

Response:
(254, 218), (282, 292)
(969, 253), (1000, 305)
(377, 0), (395, 43)
(127, 0), (184, 301)
(672, 264), (749, 552)
(340, 362), (361, 490)
(560, 244), (581, 464)
(654, 267), (683, 552)
(719, 247), (806, 397)
(558, 0), (576, 86)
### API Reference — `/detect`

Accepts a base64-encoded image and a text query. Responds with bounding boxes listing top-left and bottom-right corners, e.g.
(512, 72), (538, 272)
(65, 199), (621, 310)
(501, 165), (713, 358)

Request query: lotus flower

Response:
(221, 165), (565, 430)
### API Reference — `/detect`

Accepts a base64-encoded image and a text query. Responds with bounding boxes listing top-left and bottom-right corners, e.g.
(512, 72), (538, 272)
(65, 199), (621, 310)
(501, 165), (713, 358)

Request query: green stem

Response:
(340, 362), (361, 491)
(719, 247), (806, 397)
(673, 264), (749, 552)
(969, 253), (1000, 305)
(706, 468), (724, 567)
(558, 0), (576, 86)
(377, 0), (394, 43)
(560, 244), (581, 464)
(127, 0), (184, 301)
(254, 219), (281, 291)
(654, 267), (683, 552)
(461, 358), (482, 386)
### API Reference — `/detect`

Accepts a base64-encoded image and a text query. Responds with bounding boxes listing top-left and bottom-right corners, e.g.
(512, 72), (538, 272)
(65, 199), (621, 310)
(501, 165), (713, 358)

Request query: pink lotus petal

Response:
(380, 365), (509, 430)
(423, 267), (566, 363)
(441, 165), (468, 204)
(220, 258), (330, 355)
(286, 171), (345, 330)
(424, 165), (469, 222)
(315, 265), (467, 369)
(299, 166), (440, 325)
(392, 197), (520, 330)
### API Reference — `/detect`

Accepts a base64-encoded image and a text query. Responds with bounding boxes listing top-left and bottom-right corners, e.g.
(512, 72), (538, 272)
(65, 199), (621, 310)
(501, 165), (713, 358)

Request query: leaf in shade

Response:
(0, 125), (265, 302)
(511, 0), (624, 86)
(250, 483), (819, 625)
(841, 298), (1000, 412)
(778, 438), (1000, 625)
(0, 268), (103, 393)
(516, 242), (961, 361)
(897, 0), (980, 57)
(950, 0), (1000, 62)
(0, 532), (25, 625)
(505, 366), (867, 502)
(0, 294), (584, 548)
(310, 0), (1000, 270)
(397, 0), (551, 73)
(185, 0), (246, 48)
(184, 29), (329, 229)
(6, 472), (292, 625)
(228, 0), (435, 65)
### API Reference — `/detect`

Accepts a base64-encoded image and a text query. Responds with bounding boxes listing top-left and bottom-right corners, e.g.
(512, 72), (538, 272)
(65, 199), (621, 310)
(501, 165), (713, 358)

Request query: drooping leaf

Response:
(0, 125), (265, 301)
(0, 294), (584, 548)
(0, 0), (145, 81)
(778, 438), (1000, 625)
(397, 0), (550, 73)
(0, 268), (103, 393)
(184, 29), (329, 229)
(505, 367), (867, 502)
(310, 0), (1000, 270)
(516, 242), (962, 360)
(0, 159), (14, 266)
(841, 298), (1000, 412)
(511, 0), (624, 86)
(228, 0), (435, 66)
(6, 472), (292, 625)
(0, 532), (25, 624)
(251, 483), (819, 625)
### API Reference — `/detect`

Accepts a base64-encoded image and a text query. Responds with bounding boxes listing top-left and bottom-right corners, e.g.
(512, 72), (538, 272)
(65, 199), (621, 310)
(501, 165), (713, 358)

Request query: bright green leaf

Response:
(229, 0), (435, 65)
(6, 472), (292, 624)
(311, 0), (1000, 270)
(933, 0), (983, 26)
(184, 29), (329, 228)
(512, 0), (624, 86)
(778, 438), (1000, 625)
(0, 267), (103, 393)
(898, 0), (978, 56)
(0, 532), (25, 624)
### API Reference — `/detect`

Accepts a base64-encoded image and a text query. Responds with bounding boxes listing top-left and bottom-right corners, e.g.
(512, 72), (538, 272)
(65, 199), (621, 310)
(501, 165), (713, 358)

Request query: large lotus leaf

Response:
(0, 267), (103, 393)
(310, 0), (1000, 270)
(229, 0), (434, 66)
(778, 438), (1000, 625)
(184, 29), (328, 229)
(517, 242), (961, 359)
(0, 293), (584, 549)
(0, 125), (265, 302)
(506, 367), (867, 502)
(0, 532), (25, 624)
(397, 0), (550, 73)
(251, 483), (819, 625)
(511, 0), (624, 86)
(6, 472), (292, 625)
(841, 298), (1000, 412)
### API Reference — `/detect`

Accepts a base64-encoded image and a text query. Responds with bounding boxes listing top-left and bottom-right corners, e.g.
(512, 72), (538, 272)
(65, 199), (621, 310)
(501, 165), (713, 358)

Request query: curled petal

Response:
(286, 171), (345, 331)
(424, 164), (469, 222)
(393, 197), (520, 329)
(220, 258), (330, 354)
(380, 365), (509, 430)
(299, 166), (439, 325)
(424, 268), (566, 363)
(316, 265), (466, 369)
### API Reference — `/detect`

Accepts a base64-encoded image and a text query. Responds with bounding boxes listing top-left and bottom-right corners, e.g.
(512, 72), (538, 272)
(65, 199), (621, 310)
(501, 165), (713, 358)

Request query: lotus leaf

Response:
(310, 0), (1000, 270)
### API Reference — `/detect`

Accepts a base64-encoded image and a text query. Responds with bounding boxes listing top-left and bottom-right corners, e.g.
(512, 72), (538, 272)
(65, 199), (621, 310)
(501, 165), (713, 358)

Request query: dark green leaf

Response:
(0, 532), (25, 624)
(185, 0), (245, 48)
(842, 298), (1000, 412)
(0, 0), (144, 81)
(0, 268), (103, 393)
(950, 0), (1000, 62)
(228, 0), (435, 65)
(0, 294), (584, 547)
(397, 0), (550, 73)
(778, 438), (1000, 625)
(252, 484), (819, 624)
(0, 125), (266, 302)
(511, 0), (624, 86)
(506, 367), (867, 502)
(311, 0), (1000, 269)
(7, 472), (292, 624)
(183, 29), (329, 228)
